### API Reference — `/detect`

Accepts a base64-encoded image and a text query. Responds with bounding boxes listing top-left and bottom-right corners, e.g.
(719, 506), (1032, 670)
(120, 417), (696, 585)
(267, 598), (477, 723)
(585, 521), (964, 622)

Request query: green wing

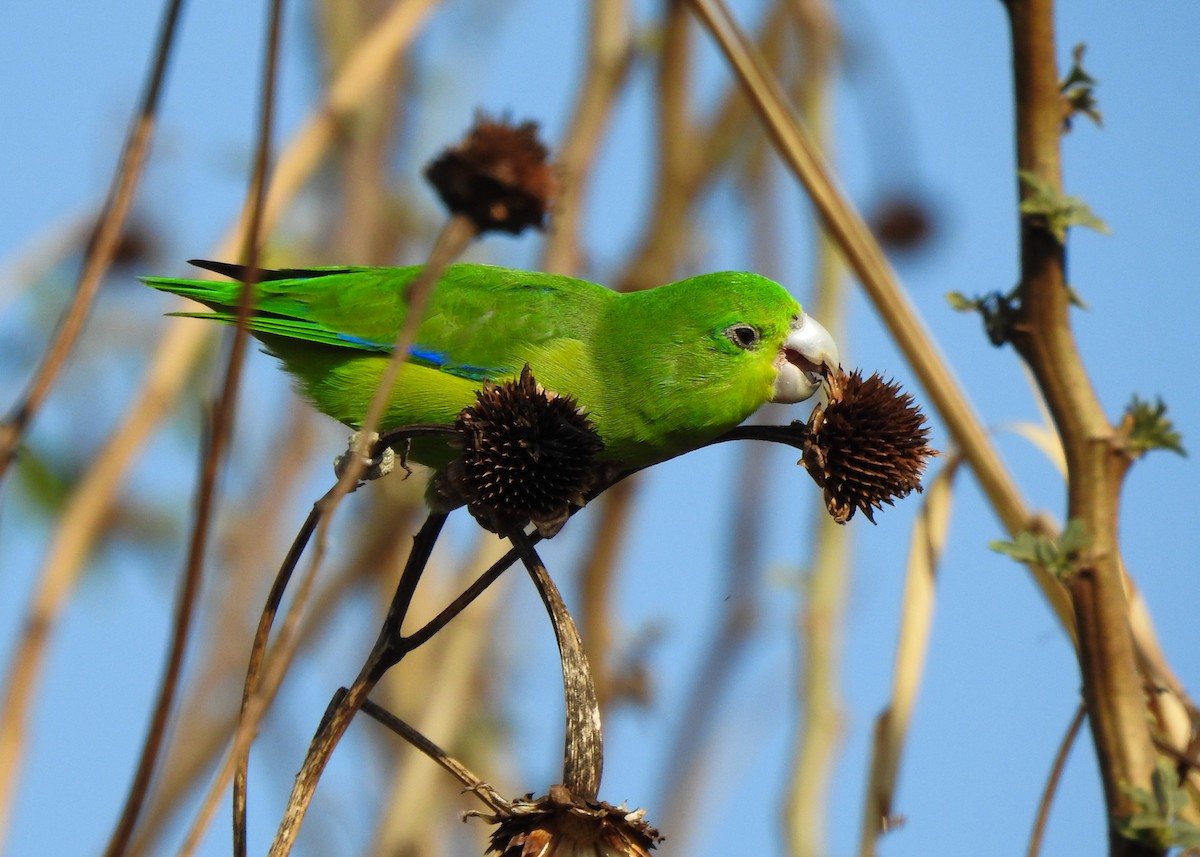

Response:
(144, 262), (614, 382)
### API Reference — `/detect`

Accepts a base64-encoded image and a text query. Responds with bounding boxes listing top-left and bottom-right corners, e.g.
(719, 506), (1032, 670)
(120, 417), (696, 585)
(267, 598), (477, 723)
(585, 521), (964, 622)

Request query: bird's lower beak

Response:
(771, 314), (840, 404)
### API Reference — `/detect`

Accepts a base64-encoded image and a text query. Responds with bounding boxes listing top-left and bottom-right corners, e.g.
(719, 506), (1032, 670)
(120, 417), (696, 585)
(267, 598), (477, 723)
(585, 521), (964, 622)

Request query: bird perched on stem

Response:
(146, 261), (839, 480)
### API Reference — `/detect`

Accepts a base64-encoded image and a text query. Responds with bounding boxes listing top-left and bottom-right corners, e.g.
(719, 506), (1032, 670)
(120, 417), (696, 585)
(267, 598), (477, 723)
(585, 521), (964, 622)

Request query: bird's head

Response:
(595, 272), (841, 466)
(689, 275), (839, 406)
(628, 271), (841, 404)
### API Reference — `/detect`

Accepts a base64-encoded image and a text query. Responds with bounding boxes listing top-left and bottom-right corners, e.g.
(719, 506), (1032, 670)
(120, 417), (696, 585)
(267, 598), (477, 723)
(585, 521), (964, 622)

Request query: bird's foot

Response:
(334, 431), (396, 484)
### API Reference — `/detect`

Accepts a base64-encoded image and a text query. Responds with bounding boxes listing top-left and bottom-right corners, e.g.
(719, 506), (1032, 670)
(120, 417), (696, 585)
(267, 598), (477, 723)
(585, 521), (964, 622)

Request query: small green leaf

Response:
(1060, 44), (1103, 131)
(1116, 759), (1200, 849)
(946, 291), (978, 312)
(990, 519), (1089, 579)
(990, 532), (1041, 565)
(1126, 396), (1186, 457)
(1018, 170), (1111, 244)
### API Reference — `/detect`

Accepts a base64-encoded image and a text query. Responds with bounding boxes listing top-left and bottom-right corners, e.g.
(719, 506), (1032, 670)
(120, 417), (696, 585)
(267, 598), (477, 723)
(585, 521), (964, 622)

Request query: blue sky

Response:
(2, 2), (1198, 856)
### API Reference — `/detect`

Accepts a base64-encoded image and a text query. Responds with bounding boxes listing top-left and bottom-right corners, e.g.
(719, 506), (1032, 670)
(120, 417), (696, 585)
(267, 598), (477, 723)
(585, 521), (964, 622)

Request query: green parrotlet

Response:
(145, 261), (840, 471)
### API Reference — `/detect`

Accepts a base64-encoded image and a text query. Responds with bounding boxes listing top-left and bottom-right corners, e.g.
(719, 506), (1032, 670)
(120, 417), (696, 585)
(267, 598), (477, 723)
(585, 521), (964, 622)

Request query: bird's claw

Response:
(334, 431), (396, 483)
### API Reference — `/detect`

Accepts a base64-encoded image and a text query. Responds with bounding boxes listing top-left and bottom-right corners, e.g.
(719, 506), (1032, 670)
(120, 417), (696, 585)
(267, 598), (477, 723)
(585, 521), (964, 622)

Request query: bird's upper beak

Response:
(771, 313), (840, 403)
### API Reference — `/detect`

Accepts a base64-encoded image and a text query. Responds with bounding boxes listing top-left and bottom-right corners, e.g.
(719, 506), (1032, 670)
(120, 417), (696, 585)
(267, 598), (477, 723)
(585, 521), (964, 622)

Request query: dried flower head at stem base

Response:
(438, 366), (605, 538)
(424, 114), (556, 235)
(482, 785), (662, 857)
(799, 369), (935, 523)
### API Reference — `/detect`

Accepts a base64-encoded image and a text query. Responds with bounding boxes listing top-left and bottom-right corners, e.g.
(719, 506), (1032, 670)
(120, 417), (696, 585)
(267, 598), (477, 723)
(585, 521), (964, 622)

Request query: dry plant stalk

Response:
(100, 0), (286, 853)
(858, 460), (960, 857)
(784, 5), (852, 854)
(686, 0), (1189, 853)
(540, 0), (632, 275)
(687, 0), (1194, 846)
(1002, 2), (1159, 847)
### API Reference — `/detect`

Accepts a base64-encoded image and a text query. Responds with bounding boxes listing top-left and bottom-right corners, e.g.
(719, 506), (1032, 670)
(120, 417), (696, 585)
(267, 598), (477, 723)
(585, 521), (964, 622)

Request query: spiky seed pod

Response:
(799, 369), (935, 523)
(444, 366), (604, 537)
(424, 114), (556, 235)
(484, 786), (662, 857)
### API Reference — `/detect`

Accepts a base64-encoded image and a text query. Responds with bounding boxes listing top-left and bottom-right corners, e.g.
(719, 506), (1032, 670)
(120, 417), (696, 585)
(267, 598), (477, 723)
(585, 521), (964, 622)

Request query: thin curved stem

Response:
(360, 699), (511, 816)
(232, 503), (323, 856)
(1027, 703), (1086, 857)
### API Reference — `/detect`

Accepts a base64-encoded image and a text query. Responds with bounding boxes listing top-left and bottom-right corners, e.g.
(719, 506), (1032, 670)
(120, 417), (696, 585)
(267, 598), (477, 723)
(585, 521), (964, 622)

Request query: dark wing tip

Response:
(186, 259), (358, 282)
(187, 259), (254, 280)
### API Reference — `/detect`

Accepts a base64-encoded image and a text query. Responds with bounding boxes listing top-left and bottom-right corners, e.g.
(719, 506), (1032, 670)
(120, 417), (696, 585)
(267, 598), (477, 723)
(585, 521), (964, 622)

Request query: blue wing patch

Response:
(335, 332), (392, 351)
(409, 346), (500, 381)
(332, 333), (501, 381)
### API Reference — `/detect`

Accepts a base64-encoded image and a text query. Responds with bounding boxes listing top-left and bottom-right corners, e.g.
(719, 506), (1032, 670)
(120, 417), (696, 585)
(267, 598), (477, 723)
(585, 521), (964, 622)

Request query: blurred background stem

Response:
(781, 3), (847, 855)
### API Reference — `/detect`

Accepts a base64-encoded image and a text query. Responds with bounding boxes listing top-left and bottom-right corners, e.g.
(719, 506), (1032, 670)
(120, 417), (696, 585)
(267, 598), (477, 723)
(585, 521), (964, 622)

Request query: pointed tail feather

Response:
(141, 276), (241, 312)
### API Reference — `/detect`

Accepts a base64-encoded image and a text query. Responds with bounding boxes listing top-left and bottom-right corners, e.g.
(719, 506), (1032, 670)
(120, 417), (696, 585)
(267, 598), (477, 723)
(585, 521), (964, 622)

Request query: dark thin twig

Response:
(371, 512), (452, 676)
(232, 501), (323, 857)
(267, 511), (447, 857)
(1027, 702), (1087, 857)
(233, 419), (458, 853)
(399, 542), (527, 651)
(360, 699), (512, 816)
(0, 0), (186, 480)
(101, 2), (286, 854)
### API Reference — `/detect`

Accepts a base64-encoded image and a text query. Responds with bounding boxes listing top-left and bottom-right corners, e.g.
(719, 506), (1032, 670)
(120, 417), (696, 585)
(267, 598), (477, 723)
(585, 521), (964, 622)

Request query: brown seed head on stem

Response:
(424, 113), (556, 235)
(437, 366), (605, 538)
(799, 369), (936, 523)
(483, 785), (662, 857)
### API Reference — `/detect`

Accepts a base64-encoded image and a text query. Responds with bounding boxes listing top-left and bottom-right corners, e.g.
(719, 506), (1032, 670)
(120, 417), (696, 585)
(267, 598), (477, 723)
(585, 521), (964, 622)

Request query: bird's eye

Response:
(725, 323), (760, 350)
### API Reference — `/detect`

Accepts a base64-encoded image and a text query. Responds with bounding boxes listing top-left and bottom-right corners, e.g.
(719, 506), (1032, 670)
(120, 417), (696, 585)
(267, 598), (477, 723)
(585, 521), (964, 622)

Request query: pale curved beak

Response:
(771, 313), (840, 404)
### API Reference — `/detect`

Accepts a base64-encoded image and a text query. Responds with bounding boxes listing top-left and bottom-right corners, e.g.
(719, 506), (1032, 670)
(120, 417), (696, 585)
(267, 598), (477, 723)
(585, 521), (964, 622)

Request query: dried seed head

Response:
(485, 786), (662, 857)
(800, 369), (935, 523)
(441, 366), (604, 537)
(868, 192), (936, 254)
(424, 114), (556, 235)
